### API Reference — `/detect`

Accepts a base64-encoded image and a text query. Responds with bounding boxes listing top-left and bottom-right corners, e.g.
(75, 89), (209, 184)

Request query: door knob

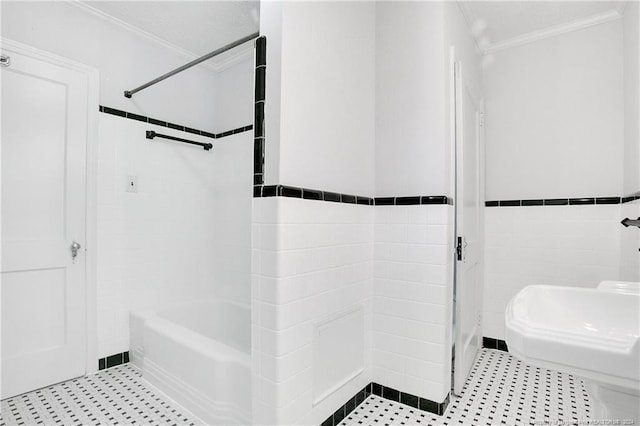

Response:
(70, 241), (81, 262)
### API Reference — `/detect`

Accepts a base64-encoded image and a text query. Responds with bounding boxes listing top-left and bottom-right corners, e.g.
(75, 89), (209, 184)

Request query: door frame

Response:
(1, 38), (100, 375)
(449, 46), (485, 396)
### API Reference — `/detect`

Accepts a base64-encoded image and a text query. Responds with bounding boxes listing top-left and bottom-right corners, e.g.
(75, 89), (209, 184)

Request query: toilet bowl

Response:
(505, 284), (640, 423)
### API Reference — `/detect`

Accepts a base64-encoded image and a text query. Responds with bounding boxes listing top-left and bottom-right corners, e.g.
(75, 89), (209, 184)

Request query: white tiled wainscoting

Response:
(251, 197), (374, 425)
(372, 204), (454, 404)
(483, 204), (623, 340)
(620, 200), (640, 281)
(251, 197), (456, 424)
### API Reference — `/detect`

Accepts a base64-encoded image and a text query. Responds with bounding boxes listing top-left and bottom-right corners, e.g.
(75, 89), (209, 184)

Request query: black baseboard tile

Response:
(320, 383), (449, 426)
(482, 337), (509, 352)
(98, 351), (130, 371)
(382, 385), (400, 402)
(320, 385), (371, 426)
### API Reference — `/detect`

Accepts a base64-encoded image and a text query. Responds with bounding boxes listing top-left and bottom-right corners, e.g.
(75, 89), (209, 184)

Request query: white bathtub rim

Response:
(132, 298), (250, 321)
(144, 315), (250, 366)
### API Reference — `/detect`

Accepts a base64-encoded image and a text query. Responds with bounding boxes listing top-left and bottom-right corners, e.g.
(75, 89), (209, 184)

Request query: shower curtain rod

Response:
(124, 32), (260, 98)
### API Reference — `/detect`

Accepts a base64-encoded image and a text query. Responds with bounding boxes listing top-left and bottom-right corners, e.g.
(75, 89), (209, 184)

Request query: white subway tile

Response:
(260, 345), (312, 383)
(425, 225), (449, 245)
(426, 205), (449, 225)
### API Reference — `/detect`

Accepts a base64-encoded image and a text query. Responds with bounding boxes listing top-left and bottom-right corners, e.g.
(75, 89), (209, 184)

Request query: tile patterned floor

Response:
(0, 364), (199, 425)
(1, 349), (591, 425)
(341, 349), (592, 426)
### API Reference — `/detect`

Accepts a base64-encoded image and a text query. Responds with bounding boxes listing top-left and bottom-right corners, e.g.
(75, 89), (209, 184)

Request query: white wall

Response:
(273, 1), (376, 196)
(215, 56), (255, 132)
(260, 1), (283, 186)
(484, 20), (624, 200)
(1, 1), (218, 132)
(2, 2), (254, 358)
(620, 2), (640, 281)
(375, 2), (447, 197)
(623, 2), (639, 196)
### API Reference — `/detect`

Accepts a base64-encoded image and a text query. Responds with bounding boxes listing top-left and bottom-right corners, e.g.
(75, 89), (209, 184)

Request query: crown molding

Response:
(66, 0), (249, 73)
(456, 1), (485, 55)
(484, 9), (623, 55)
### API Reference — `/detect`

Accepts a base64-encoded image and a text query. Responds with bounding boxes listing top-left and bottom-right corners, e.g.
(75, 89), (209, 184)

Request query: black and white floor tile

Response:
(1, 349), (591, 426)
(341, 349), (591, 426)
(0, 364), (199, 426)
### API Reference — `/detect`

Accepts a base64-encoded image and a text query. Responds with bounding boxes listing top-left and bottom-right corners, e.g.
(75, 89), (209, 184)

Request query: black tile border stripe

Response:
(622, 191), (640, 203)
(485, 196), (636, 207)
(253, 185), (452, 206)
(99, 105), (252, 140)
(253, 36), (267, 186)
(98, 351), (129, 371)
(320, 382), (450, 426)
(482, 337), (508, 352)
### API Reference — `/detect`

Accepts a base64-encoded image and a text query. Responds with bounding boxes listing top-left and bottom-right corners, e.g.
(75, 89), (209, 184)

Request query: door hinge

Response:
(456, 236), (463, 261)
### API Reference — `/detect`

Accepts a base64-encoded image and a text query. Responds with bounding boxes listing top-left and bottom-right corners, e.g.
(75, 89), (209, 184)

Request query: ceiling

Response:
(76, 1), (260, 68)
(460, 1), (626, 51)
(75, 1), (626, 62)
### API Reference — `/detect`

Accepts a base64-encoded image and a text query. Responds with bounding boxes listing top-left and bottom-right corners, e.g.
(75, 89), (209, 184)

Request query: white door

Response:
(1, 46), (89, 398)
(453, 62), (483, 395)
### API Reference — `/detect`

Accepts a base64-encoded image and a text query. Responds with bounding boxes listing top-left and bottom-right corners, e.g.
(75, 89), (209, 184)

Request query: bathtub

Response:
(130, 300), (251, 425)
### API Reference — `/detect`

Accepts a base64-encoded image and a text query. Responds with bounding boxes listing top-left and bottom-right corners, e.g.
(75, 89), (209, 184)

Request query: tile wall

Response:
(252, 197), (374, 425)
(373, 205), (453, 403)
(96, 111), (253, 358)
(620, 199), (640, 281)
(483, 204), (622, 340)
